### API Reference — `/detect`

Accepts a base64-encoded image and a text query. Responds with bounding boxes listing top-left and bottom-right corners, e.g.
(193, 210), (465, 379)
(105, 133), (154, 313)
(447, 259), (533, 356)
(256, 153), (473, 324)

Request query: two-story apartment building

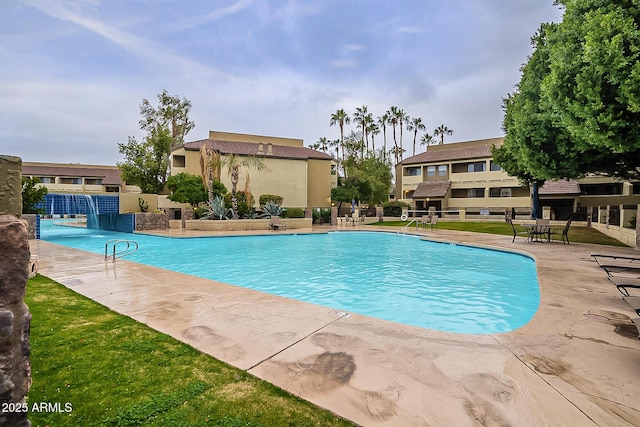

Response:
(396, 137), (640, 221)
(21, 162), (139, 194)
(170, 130), (337, 209)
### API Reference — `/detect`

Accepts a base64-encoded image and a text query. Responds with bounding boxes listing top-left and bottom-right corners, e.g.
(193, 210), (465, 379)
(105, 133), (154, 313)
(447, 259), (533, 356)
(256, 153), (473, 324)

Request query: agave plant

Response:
(261, 201), (286, 218)
(201, 195), (232, 220)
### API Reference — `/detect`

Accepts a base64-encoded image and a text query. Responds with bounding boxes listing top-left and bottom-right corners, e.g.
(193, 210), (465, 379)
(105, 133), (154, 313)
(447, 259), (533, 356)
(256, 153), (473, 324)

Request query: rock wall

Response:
(135, 212), (169, 231)
(0, 156), (31, 427)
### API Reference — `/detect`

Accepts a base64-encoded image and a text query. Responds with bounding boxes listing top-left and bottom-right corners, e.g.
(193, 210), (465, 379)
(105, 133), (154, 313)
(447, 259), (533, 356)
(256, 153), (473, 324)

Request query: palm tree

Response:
(397, 109), (410, 160)
(199, 145), (221, 207)
(202, 149), (266, 220)
(420, 133), (436, 151)
(377, 113), (389, 161)
(330, 109), (350, 175)
(353, 105), (369, 157)
(368, 122), (380, 153)
(433, 124), (454, 145)
(224, 154), (266, 220)
(310, 137), (328, 153)
(407, 117), (426, 156)
(387, 106), (400, 164)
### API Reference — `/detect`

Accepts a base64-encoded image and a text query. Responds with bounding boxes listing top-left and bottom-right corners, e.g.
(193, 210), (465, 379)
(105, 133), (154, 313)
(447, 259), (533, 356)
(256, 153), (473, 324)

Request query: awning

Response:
(412, 181), (451, 198)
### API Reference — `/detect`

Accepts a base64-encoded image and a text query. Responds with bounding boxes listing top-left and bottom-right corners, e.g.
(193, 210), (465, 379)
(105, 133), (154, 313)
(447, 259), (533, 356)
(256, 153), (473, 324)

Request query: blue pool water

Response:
(41, 221), (540, 334)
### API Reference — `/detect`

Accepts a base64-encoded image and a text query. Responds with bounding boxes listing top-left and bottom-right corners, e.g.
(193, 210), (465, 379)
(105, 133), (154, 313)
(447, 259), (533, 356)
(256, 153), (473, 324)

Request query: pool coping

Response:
(30, 225), (640, 426)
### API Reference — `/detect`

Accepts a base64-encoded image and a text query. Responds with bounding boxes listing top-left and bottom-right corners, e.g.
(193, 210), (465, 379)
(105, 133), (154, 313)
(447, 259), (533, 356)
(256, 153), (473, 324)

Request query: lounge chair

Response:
(631, 318), (640, 339)
(591, 253), (640, 267)
(623, 295), (640, 315)
(270, 216), (287, 231)
(607, 276), (640, 296)
(509, 220), (529, 243)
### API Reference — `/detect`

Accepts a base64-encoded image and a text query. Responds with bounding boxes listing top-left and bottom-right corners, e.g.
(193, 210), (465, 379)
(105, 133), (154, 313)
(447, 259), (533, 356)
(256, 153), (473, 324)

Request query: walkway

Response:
(30, 226), (640, 426)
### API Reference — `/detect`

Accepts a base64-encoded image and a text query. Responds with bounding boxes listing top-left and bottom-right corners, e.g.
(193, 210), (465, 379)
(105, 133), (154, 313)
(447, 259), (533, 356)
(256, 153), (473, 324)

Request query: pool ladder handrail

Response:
(104, 239), (139, 261)
(397, 218), (419, 234)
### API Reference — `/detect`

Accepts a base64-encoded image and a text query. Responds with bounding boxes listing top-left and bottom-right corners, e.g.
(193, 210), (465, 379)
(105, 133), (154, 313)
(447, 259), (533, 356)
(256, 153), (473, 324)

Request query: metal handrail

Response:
(398, 219), (419, 234)
(104, 239), (138, 261)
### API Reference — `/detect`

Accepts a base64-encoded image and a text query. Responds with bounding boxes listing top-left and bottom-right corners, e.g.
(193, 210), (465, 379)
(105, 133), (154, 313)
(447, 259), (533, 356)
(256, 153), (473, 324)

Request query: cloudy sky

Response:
(1, 0), (563, 165)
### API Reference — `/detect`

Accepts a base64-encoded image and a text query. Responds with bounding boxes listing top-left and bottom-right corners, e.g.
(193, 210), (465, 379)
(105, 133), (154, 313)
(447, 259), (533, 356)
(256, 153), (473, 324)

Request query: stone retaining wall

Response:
(185, 217), (312, 231)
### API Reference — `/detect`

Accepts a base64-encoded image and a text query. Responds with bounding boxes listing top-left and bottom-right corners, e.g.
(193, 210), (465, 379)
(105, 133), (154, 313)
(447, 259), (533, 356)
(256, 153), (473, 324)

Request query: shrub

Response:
(283, 208), (305, 218)
(383, 201), (410, 217)
(259, 194), (284, 206)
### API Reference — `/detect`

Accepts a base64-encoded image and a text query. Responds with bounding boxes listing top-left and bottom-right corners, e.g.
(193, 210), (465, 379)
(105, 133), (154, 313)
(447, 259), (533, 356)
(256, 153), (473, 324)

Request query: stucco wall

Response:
(307, 159), (332, 207)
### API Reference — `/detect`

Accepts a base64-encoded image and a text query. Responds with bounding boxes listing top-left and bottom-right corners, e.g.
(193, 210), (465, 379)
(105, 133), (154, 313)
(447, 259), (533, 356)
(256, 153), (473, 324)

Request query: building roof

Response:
(179, 139), (333, 161)
(539, 179), (581, 195)
(22, 163), (123, 185)
(401, 138), (502, 165)
(412, 181), (451, 198)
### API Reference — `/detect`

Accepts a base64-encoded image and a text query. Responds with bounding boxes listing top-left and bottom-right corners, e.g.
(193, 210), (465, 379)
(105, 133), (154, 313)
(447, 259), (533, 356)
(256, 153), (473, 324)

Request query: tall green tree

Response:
(541, 0), (640, 177)
(118, 126), (173, 193)
(139, 89), (195, 148)
(119, 91), (194, 193)
(496, 1), (640, 182)
(22, 177), (48, 214)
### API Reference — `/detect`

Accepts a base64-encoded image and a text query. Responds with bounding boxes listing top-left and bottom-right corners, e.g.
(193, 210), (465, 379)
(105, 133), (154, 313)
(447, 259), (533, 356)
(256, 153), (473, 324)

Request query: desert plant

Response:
(262, 201), (286, 218)
(201, 195), (232, 220)
(138, 197), (149, 212)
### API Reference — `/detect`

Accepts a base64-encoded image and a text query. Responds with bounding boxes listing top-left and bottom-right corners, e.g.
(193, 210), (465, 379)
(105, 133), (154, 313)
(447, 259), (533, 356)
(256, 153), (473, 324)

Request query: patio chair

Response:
(270, 216), (287, 231)
(430, 214), (439, 229)
(550, 216), (573, 244)
(420, 215), (429, 230)
(509, 220), (529, 243)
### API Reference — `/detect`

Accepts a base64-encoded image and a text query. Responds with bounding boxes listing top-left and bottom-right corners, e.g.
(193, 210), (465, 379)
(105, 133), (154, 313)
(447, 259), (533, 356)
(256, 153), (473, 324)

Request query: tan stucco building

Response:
(170, 131), (337, 209)
(396, 137), (640, 222)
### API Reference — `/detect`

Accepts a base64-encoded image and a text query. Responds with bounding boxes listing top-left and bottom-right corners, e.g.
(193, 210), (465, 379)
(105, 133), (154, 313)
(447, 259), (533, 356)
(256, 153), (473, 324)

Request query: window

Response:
(172, 155), (186, 168)
(467, 188), (485, 198)
(490, 188), (512, 197)
(438, 165), (447, 176)
(404, 167), (421, 176)
(467, 162), (486, 172)
(331, 164), (337, 175)
(490, 161), (503, 171)
(85, 178), (103, 185)
(59, 177), (82, 185)
(37, 176), (55, 183)
(105, 186), (120, 193)
(426, 166), (436, 177)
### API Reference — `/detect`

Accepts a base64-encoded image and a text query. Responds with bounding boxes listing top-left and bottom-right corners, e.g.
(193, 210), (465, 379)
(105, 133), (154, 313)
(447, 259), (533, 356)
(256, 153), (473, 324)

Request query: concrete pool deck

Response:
(29, 225), (640, 426)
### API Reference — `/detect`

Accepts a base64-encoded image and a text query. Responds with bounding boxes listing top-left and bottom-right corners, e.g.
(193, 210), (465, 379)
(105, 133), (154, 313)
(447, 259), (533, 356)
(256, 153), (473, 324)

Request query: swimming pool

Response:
(41, 221), (540, 334)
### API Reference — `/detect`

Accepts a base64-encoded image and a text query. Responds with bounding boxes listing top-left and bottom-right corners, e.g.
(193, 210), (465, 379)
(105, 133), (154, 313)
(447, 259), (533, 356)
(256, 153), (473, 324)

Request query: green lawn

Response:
(25, 275), (355, 427)
(367, 220), (629, 246)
